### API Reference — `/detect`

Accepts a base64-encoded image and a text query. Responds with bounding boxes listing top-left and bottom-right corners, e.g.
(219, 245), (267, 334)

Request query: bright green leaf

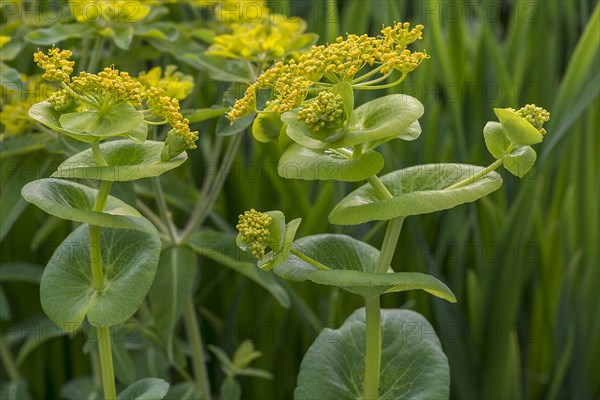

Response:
(252, 112), (283, 143)
(59, 103), (147, 139)
(504, 145), (537, 178)
(278, 143), (384, 182)
(25, 24), (93, 44)
(483, 121), (509, 159)
(274, 234), (456, 300)
(40, 225), (161, 331)
(29, 102), (96, 143)
(295, 308), (450, 400)
(52, 140), (187, 182)
(21, 178), (156, 234)
(494, 108), (543, 145)
(329, 163), (503, 225)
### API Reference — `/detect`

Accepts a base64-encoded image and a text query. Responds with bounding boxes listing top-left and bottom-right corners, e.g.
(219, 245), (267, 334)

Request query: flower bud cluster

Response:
(508, 104), (550, 136)
(297, 92), (344, 131)
(236, 209), (273, 259)
(71, 67), (144, 108)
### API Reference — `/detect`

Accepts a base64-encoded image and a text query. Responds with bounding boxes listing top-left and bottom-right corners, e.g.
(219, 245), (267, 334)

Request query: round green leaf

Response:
(59, 103), (147, 140)
(277, 144), (384, 182)
(52, 140), (187, 181)
(29, 102), (97, 143)
(21, 178), (156, 234)
(494, 108), (543, 145)
(483, 121), (509, 159)
(283, 94), (423, 150)
(25, 24), (93, 45)
(259, 218), (302, 271)
(117, 378), (169, 400)
(274, 234), (456, 301)
(329, 163), (503, 225)
(295, 308), (450, 400)
(40, 225), (161, 331)
(504, 145), (537, 178)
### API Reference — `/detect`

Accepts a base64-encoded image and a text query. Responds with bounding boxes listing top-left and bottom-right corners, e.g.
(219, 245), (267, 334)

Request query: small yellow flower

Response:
(0, 36), (10, 48)
(236, 209), (273, 259)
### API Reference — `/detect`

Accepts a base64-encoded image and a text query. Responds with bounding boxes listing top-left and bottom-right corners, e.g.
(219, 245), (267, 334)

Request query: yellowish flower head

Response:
(69, 1), (151, 23)
(207, 15), (307, 62)
(33, 48), (75, 83)
(0, 36), (10, 48)
(137, 66), (194, 100)
(228, 21), (429, 121)
(236, 209), (273, 259)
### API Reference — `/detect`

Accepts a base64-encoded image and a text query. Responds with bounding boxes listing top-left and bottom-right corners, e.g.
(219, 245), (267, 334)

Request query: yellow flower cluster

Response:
(236, 209), (272, 259)
(509, 104), (551, 136)
(228, 22), (428, 121)
(71, 67), (144, 108)
(1, 76), (56, 135)
(207, 15), (307, 62)
(33, 48), (75, 83)
(69, 1), (151, 23)
(47, 90), (74, 112)
(146, 89), (198, 150)
(137, 66), (194, 100)
(297, 91), (344, 132)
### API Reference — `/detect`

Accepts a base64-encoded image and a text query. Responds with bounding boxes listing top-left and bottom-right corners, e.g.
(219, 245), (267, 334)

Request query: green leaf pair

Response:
(484, 121), (537, 178)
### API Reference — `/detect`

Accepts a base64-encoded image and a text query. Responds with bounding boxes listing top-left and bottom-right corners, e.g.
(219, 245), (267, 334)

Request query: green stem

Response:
(151, 177), (179, 242)
(367, 175), (394, 200)
(363, 296), (381, 400)
(353, 73), (407, 90)
(374, 217), (404, 274)
(91, 141), (108, 167)
(183, 297), (211, 400)
(290, 248), (331, 270)
(445, 158), (504, 190)
(0, 339), (20, 381)
(98, 326), (116, 400)
(352, 64), (386, 84)
(179, 132), (243, 242)
(87, 37), (105, 72)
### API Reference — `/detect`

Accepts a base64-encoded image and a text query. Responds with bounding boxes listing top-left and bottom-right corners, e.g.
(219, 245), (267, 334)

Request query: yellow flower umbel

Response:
(33, 48), (75, 83)
(228, 21), (429, 121)
(207, 15), (308, 63)
(236, 209), (273, 259)
(32, 48), (199, 159)
(297, 91), (344, 132)
(137, 66), (194, 100)
(1, 76), (56, 135)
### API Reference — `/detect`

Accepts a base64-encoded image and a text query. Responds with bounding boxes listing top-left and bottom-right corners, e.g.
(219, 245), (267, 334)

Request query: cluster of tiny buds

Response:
(47, 89), (74, 112)
(380, 49), (429, 74)
(297, 91), (344, 131)
(381, 22), (425, 48)
(146, 89), (199, 149)
(509, 104), (551, 136)
(236, 209), (272, 259)
(33, 48), (75, 83)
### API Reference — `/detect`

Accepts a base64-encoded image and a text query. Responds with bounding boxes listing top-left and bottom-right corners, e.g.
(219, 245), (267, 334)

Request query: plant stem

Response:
(290, 248), (331, 270)
(179, 132), (243, 242)
(90, 181), (112, 290)
(363, 295), (381, 400)
(97, 326), (117, 400)
(87, 37), (105, 72)
(445, 158), (504, 190)
(0, 339), (20, 381)
(151, 177), (179, 242)
(183, 297), (211, 400)
(374, 217), (404, 274)
(367, 175), (394, 200)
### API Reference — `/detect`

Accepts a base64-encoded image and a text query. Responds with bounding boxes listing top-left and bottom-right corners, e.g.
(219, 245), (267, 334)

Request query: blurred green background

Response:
(1, 1), (598, 399)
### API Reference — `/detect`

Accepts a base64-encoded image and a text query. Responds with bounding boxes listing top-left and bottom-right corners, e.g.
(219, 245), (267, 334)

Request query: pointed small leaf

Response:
(117, 378), (169, 400)
(504, 145), (537, 178)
